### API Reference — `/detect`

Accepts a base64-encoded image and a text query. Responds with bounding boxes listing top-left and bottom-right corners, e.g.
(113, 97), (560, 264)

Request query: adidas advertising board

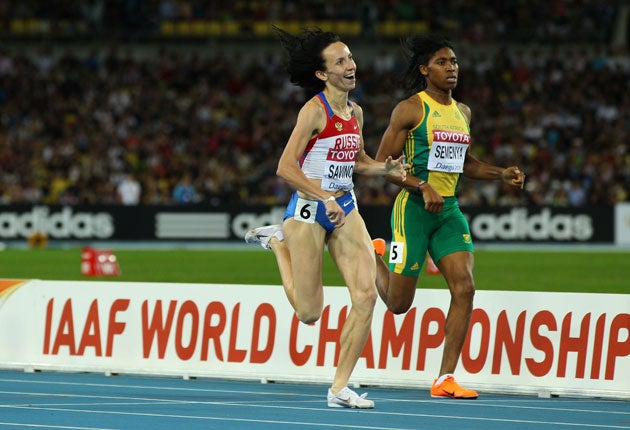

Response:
(0, 204), (619, 244)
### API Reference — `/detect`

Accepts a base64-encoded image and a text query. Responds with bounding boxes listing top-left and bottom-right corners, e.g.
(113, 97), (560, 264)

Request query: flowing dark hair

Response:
(400, 35), (454, 92)
(273, 25), (341, 97)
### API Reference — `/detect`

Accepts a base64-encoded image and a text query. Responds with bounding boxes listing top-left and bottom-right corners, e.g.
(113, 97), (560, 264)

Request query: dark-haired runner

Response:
(373, 35), (526, 399)
(245, 27), (408, 408)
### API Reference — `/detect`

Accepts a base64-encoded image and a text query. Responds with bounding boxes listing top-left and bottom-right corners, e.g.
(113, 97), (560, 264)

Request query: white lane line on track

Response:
(0, 423), (116, 430)
(1, 404), (629, 429)
(0, 380), (626, 417)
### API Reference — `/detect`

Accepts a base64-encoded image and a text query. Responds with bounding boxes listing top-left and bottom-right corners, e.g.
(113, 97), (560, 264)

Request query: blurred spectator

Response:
(117, 172), (142, 205)
(172, 172), (200, 204)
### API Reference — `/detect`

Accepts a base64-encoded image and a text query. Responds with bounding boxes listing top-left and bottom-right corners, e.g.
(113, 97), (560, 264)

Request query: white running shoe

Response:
(244, 224), (283, 250)
(327, 387), (375, 409)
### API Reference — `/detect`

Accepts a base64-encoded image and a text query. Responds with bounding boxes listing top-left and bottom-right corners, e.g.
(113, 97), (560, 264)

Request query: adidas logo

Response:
(432, 111), (441, 117)
(410, 262), (420, 271)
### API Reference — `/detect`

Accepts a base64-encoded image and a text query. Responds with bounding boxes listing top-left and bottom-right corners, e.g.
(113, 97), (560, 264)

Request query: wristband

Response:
(416, 180), (426, 194)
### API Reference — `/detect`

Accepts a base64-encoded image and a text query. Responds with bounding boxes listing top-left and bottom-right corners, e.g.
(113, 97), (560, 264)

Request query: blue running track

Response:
(0, 370), (628, 429)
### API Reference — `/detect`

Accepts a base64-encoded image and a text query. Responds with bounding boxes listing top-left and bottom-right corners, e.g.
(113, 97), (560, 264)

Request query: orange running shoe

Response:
(430, 376), (478, 399)
(372, 238), (386, 256)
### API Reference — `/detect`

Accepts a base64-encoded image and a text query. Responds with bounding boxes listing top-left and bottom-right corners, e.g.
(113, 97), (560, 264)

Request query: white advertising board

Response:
(0, 279), (628, 399)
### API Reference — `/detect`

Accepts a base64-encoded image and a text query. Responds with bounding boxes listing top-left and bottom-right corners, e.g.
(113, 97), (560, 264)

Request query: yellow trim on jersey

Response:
(391, 189), (410, 273)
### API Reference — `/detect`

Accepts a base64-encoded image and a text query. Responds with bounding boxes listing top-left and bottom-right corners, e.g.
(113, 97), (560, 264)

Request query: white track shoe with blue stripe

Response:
(327, 387), (375, 409)
(244, 224), (283, 250)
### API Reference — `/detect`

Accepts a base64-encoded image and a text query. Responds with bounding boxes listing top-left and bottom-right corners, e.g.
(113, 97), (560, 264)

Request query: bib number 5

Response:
(389, 241), (404, 264)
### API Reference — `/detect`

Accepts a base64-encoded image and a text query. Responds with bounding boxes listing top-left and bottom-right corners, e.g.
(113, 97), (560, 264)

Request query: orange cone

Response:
(81, 247), (121, 277)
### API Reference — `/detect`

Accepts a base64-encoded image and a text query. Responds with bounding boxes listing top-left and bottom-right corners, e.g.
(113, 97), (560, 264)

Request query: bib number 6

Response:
(293, 197), (316, 224)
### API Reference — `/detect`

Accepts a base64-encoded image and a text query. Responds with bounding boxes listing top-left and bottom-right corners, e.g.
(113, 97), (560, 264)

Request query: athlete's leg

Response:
(326, 211), (377, 393)
(269, 218), (327, 324)
(374, 257), (418, 314)
(374, 191), (426, 313)
(435, 250), (475, 375)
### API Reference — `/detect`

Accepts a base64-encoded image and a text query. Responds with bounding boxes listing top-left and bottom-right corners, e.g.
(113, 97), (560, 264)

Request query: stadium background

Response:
(0, 1), (628, 249)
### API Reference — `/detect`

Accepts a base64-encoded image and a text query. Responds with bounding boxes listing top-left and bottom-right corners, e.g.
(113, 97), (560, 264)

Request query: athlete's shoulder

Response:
(349, 99), (362, 112)
(350, 100), (363, 122)
(403, 92), (423, 106)
(455, 100), (471, 123)
(290, 96), (328, 137)
(304, 95), (327, 113)
(390, 93), (424, 128)
(299, 96), (328, 121)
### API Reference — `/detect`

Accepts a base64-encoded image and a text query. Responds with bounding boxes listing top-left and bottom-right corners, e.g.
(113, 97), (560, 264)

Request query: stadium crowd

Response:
(0, 1), (627, 208)
(0, 0), (621, 45)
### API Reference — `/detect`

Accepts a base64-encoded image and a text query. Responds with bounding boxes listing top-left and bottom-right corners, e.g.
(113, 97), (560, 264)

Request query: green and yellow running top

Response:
(405, 91), (471, 197)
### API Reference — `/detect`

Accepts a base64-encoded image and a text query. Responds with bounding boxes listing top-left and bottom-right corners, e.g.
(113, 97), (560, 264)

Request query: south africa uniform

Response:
(389, 91), (474, 276)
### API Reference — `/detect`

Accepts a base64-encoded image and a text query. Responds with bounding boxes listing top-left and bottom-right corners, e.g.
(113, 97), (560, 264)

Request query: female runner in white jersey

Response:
(245, 27), (408, 409)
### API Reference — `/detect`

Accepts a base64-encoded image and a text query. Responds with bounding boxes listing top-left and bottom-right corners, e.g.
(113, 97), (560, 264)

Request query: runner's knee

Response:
(388, 297), (414, 315)
(451, 278), (475, 303)
(295, 306), (322, 324)
(350, 285), (378, 313)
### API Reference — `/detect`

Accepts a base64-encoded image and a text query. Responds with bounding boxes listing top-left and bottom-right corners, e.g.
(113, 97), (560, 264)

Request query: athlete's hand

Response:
(324, 199), (345, 227)
(384, 155), (410, 181)
(419, 182), (444, 213)
(502, 166), (526, 189)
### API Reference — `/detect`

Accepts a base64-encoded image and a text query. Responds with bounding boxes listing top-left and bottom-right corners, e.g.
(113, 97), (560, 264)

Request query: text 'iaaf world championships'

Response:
(41, 298), (629, 381)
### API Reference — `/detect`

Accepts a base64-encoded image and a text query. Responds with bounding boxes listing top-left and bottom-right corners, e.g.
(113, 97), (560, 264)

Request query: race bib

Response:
(389, 241), (405, 264)
(320, 134), (359, 191)
(427, 130), (470, 173)
(292, 197), (317, 224)
(321, 161), (355, 191)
